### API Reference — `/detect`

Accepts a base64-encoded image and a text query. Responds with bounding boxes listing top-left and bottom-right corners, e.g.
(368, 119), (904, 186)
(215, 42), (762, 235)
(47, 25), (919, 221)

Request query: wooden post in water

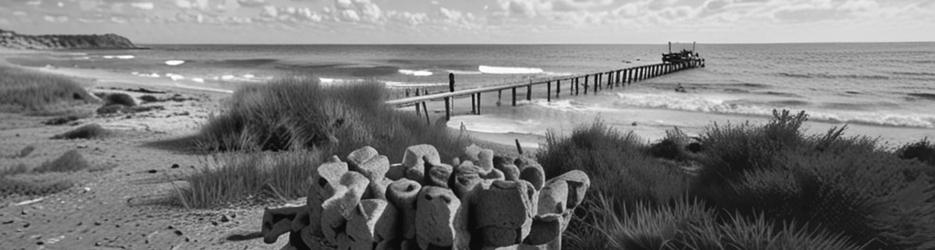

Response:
(547, 81), (551, 102)
(422, 102), (430, 125)
(414, 90), (421, 115)
(574, 78), (579, 95)
(471, 93), (476, 114)
(593, 74), (599, 92)
(449, 73), (455, 111)
(556, 79), (561, 98)
(583, 75), (589, 95)
(498, 89), (502, 106)
(526, 80), (532, 101)
(477, 93), (481, 114)
(512, 87), (517, 106)
(444, 97), (450, 121)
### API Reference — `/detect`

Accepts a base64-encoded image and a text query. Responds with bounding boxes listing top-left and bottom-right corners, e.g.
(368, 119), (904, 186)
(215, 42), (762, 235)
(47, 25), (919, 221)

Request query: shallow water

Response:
(11, 43), (935, 144)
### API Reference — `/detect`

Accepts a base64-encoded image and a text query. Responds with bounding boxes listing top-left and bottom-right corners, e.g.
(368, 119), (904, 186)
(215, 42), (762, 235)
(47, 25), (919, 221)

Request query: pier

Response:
(387, 49), (705, 123)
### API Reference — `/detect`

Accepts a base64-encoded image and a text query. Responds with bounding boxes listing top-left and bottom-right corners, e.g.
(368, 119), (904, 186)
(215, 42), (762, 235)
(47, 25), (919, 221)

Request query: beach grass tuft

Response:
(180, 76), (469, 207)
(0, 150), (94, 197)
(540, 110), (935, 249)
(0, 173), (75, 197)
(196, 76), (467, 160)
(33, 150), (91, 173)
(51, 123), (110, 140)
(0, 65), (96, 114)
(174, 150), (324, 208)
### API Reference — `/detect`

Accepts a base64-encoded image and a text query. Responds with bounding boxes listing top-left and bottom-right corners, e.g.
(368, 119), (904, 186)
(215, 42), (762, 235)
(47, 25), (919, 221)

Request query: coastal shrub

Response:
(648, 127), (694, 161)
(569, 194), (860, 250)
(0, 65), (95, 114)
(51, 123), (110, 139)
(538, 121), (690, 207)
(692, 110), (935, 249)
(103, 93), (136, 106)
(33, 150), (91, 173)
(897, 138), (935, 167)
(0, 173), (74, 197)
(197, 77), (468, 161)
(175, 150), (324, 208)
(544, 110), (935, 249)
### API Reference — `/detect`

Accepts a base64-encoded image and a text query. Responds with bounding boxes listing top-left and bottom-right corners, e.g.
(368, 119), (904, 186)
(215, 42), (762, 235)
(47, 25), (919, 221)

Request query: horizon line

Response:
(136, 41), (935, 46)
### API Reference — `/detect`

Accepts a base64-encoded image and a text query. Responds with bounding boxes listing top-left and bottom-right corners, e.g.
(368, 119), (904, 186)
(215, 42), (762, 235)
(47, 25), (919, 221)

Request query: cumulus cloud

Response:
(332, 0), (382, 22)
(130, 2), (154, 10)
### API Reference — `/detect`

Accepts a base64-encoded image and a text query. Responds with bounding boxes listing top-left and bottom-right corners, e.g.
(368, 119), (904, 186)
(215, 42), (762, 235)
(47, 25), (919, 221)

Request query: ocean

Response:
(9, 43), (935, 146)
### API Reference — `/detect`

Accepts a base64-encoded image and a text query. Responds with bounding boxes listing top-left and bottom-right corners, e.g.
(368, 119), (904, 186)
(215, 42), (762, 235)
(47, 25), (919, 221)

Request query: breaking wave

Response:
(398, 69), (433, 76)
(613, 92), (935, 128)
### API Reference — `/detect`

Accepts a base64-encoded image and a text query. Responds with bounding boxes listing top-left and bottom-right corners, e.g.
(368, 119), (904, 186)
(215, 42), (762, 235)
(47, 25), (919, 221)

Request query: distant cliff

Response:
(0, 29), (139, 50)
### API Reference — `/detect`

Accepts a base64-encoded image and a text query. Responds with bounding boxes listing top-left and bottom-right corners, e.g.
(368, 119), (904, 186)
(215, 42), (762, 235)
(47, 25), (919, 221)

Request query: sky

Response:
(1, 0), (934, 44)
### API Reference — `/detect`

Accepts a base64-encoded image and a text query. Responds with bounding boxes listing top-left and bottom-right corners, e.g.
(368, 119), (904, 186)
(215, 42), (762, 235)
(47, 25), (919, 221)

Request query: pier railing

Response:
(387, 58), (705, 123)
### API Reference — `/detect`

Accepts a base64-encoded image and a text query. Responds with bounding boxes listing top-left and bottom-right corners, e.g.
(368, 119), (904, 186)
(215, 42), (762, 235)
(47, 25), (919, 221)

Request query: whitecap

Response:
(398, 69), (433, 76)
(191, 78), (205, 83)
(103, 55), (135, 59)
(478, 65), (544, 74)
(446, 69), (484, 75)
(165, 60), (185, 66)
(165, 73), (185, 81)
(383, 81), (448, 88)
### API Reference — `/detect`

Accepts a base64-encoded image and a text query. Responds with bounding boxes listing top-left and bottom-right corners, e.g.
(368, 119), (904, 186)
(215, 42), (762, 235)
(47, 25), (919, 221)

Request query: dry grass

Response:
(0, 65), (95, 114)
(33, 150), (91, 173)
(1, 150), (93, 198)
(174, 150), (324, 208)
(182, 77), (469, 208)
(540, 110), (935, 249)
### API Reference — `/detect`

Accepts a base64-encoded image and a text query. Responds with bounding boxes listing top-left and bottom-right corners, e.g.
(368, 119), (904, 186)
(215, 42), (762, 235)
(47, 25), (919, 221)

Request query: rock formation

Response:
(0, 28), (138, 50)
(261, 144), (590, 250)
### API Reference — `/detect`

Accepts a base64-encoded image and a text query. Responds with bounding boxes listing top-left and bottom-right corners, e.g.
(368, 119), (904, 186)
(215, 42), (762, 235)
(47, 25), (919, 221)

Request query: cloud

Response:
(332, 0), (382, 22)
(237, 0), (267, 7)
(130, 2), (155, 10)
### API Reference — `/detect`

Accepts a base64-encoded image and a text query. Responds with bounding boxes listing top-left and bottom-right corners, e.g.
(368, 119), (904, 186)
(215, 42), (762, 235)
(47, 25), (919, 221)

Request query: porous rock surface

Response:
(261, 144), (590, 250)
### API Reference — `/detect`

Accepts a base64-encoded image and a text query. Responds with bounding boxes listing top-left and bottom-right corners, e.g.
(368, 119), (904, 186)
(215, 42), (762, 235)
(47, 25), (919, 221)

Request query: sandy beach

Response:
(0, 48), (542, 249)
(0, 49), (284, 250)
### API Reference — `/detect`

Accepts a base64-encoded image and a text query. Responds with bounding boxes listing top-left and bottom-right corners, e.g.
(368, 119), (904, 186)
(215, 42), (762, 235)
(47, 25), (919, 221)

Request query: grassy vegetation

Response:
(538, 110), (935, 250)
(1, 150), (92, 197)
(34, 150), (91, 173)
(178, 77), (469, 207)
(0, 65), (95, 114)
(50, 123), (110, 140)
(175, 150), (323, 208)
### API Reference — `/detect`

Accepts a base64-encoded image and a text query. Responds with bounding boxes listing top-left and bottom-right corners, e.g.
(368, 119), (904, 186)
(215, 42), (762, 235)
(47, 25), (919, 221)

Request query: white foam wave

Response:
(131, 72), (160, 78)
(383, 81), (447, 88)
(165, 73), (185, 81)
(191, 78), (205, 83)
(613, 92), (935, 128)
(398, 69), (433, 76)
(479, 65), (544, 74)
(447, 69), (484, 75)
(165, 60), (185, 66)
(172, 83), (234, 94)
(543, 71), (574, 77)
(447, 115), (545, 136)
(102, 55), (135, 59)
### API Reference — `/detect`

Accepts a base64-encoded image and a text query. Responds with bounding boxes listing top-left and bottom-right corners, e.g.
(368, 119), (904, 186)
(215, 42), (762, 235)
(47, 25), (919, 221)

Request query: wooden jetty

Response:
(387, 48), (705, 124)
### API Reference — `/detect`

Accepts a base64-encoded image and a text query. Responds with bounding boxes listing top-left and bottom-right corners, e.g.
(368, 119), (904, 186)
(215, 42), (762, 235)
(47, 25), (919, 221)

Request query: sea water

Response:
(10, 43), (935, 145)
